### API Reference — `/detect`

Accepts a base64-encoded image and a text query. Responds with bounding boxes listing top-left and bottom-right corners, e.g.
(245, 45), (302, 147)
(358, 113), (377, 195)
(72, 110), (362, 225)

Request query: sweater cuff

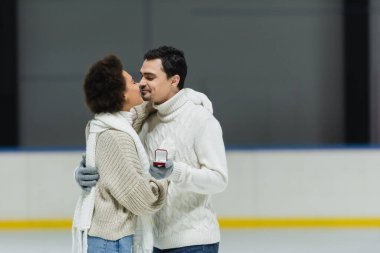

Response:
(168, 161), (187, 182)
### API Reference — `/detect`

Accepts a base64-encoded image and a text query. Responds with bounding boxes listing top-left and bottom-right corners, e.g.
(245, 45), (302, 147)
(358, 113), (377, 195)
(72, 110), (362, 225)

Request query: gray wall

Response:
(18, 0), (343, 147)
(371, 1), (380, 143)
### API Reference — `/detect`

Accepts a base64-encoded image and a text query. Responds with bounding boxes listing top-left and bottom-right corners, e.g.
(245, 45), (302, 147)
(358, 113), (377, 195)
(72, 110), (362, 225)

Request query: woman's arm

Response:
(96, 130), (167, 215)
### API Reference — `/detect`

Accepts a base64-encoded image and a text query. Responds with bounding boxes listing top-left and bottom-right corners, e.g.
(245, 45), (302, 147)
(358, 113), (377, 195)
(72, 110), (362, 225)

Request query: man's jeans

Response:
(153, 243), (219, 253)
(87, 235), (133, 253)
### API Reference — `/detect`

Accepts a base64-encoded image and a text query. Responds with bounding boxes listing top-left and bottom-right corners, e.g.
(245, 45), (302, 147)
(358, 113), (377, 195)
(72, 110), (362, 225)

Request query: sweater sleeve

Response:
(168, 118), (228, 194)
(96, 130), (167, 215)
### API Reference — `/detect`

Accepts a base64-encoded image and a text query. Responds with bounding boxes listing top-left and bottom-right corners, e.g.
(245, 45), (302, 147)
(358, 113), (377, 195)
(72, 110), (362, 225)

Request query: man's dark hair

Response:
(144, 46), (187, 89)
(84, 55), (126, 114)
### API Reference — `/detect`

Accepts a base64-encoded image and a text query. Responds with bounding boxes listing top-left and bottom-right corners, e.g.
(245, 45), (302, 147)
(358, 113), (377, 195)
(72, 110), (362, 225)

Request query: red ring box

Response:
(153, 149), (168, 167)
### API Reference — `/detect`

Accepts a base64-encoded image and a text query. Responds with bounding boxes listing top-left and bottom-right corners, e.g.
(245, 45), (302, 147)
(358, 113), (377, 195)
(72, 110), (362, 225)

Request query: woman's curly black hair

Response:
(84, 55), (126, 114)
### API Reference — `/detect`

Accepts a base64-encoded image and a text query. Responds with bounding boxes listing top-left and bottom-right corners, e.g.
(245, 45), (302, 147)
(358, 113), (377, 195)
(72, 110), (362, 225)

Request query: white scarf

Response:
(72, 111), (153, 253)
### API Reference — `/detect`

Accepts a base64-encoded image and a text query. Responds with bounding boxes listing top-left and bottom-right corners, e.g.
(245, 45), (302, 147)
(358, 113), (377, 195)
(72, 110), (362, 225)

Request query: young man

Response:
(77, 46), (228, 252)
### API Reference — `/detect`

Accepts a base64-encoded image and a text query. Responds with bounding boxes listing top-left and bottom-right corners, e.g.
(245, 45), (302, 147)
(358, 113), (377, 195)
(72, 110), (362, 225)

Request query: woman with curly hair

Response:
(72, 54), (167, 253)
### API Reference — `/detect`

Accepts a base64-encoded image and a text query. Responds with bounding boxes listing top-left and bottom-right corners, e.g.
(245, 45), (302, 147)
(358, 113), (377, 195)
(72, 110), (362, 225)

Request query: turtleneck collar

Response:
(153, 90), (189, 121)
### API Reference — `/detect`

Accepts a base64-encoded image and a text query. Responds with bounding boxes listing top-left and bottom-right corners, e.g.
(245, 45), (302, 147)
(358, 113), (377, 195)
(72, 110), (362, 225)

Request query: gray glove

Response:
(149, 159), (174, 180)
(75, 155), (99, 191)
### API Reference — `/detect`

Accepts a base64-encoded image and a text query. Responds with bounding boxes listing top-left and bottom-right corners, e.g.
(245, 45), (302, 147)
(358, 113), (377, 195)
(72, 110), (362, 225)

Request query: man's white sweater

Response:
(139, 89), (228, 249)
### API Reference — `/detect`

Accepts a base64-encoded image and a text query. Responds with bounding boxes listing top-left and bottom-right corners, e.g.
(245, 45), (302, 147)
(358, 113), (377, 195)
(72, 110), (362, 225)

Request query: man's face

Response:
(139, 59), (178, 105)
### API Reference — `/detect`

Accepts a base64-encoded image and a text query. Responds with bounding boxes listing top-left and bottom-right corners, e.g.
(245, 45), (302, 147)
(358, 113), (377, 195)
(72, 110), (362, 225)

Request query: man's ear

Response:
(171, 74), (180, 88)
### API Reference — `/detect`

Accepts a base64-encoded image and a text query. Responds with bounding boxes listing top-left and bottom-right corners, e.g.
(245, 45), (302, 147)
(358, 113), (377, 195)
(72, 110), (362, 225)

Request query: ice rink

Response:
(1, 229), (380, 253)
(2, 1), (380, 253)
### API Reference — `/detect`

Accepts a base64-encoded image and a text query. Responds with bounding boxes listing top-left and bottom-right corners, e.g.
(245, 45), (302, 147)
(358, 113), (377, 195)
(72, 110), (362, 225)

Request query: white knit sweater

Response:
(139, 89), (228, 249)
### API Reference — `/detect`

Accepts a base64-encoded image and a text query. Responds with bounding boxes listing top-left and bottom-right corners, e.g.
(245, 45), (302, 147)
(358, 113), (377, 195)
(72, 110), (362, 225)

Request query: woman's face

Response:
(122, 70), (143, 110)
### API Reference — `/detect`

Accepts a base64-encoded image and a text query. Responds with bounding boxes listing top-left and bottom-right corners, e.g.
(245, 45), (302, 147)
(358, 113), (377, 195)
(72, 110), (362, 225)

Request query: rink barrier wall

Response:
(2, 217), (380, 230)
(1, 146), (380, 230)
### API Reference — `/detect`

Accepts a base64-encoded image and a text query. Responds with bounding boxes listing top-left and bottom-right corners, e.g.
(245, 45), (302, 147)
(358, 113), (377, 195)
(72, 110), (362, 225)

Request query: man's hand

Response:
(149, 160), (173, 180)
(75, 155), (99, 191)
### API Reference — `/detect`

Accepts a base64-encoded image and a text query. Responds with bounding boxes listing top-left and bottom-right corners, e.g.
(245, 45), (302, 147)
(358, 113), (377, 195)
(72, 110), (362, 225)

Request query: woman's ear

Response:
(123, 90), (129, 102)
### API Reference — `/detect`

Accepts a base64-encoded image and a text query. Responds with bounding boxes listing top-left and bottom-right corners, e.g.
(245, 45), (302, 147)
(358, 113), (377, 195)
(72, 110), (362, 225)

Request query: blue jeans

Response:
(153, 243), (219, 253)
(87, 235), (133, 253)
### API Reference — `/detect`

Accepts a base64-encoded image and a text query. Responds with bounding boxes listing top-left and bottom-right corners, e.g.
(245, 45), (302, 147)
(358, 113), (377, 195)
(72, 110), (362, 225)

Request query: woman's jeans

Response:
(153, 243), (219, 253)
(87, 235), (133, 253)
